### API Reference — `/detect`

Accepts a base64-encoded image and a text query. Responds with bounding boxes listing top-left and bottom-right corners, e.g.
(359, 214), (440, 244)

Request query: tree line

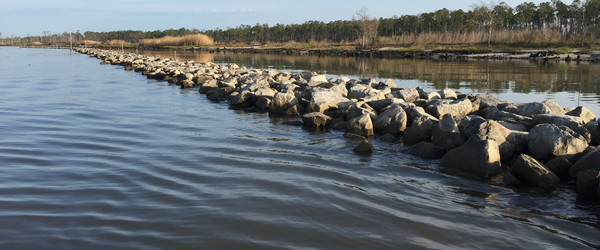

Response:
(2, 0), (599, 47)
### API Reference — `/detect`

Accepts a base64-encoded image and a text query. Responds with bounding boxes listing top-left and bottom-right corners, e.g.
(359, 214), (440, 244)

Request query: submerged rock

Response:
(353, 139), (374, 155)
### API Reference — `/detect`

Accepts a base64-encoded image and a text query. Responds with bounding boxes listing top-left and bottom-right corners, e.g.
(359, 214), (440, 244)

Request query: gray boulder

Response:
(425, 98), (473, 119)
(503, 102), (552, 117)
(541, 100), (566, 115)
(367, 98), (404, 113)
(307, 74), (328, 87)
(269, 92), (299, 117)
(432, 114), (465, 150)
(348, 84), (370, 99)
(585, 121), (600, 146)
(566, 106), (596, 124)
(511, 154), (560, 189)
(347, 114), (374, 137)
(307, 90), (350, 113)
(408, 142), (446, 159)
(533, 114), (585, 131)
(438, 88), (457, 99)
(576, 170), (600, 194)
(301, 112), (332, 128)
(373, 104), (408, 136)
(527, 123), (589, 161)
(417, 87), (441, 100)
(569, 147), (600, 178)
(393, 88), (420, 103)
(353, 140), (374, 155)
(403, 116), (438, 144)
(440, 137), (502, 180)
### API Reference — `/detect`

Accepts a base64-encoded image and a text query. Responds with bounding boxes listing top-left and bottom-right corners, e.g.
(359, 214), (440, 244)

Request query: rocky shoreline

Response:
(76, 47), (600, 200)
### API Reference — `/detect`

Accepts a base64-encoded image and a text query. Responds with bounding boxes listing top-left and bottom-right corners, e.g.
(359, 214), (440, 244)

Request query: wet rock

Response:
(566, 106), (596, 124)
(331, 120), (348, 130)
(438, 88), (457, 100)
(576, 170), (600, 194)
(545, 157), (572, 178)
(353, 139), (374, 155)
(585, 121), (600, 146)
(511, 154), (560, 189)
(282, 120), (303, 126)
(393, 88), (420, 103)
(409, 142), (446, 159)
(425, 98), (472, 119)
(347, 114), (374, 137)
(269, 92), (300, 117)
(541, 100), (566, 115)
(440, 137), (502, 180)
(569, 147), (600, 178)
(403, 116), (438, 144)
(528, 123), (589, 161)
(229, 90), (251, 106)
(432, 114), (464, 150)
(301, 112), (332, 128)
(373, 104), (407, 136)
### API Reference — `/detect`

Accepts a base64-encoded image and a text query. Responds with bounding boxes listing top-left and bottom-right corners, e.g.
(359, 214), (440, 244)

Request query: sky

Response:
(0, 0), (571, 37)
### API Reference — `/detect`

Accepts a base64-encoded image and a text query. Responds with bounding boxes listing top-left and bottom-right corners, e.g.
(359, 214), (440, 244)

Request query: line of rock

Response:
(76, 47), (600, 199)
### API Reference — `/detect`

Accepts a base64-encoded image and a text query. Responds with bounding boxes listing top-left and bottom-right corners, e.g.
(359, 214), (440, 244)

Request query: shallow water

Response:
(1, 47), (599, 249)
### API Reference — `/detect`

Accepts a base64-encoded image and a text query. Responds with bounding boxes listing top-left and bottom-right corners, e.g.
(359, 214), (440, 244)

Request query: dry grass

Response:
(139, 34), (214, 47)
(376, 29), (578, 47)
(79, 40), (102, 46)
(104, 40), (132, 46)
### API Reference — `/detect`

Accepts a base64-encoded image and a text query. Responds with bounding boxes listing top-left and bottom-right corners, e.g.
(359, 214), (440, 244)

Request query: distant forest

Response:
(3, 0), (600, 47)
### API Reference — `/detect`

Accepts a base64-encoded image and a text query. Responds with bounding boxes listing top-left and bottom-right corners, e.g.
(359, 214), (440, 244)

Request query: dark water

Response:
(1, 47), (600, 249)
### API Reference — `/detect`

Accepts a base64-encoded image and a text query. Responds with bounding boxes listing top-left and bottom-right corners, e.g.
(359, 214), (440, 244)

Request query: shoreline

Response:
(75, 47), (600, 201)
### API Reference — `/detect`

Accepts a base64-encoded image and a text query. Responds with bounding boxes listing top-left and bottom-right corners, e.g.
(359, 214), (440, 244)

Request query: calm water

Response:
(1, 47), (599, 249)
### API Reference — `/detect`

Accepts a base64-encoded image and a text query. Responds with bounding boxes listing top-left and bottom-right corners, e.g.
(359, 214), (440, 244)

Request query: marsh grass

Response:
(139, 34), (214, 47)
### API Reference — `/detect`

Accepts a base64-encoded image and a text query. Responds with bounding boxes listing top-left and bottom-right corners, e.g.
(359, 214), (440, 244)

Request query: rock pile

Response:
(77, 48), (600, 199)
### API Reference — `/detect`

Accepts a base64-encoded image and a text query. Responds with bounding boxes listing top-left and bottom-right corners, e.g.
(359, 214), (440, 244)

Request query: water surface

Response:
(1, 47), (599, 249)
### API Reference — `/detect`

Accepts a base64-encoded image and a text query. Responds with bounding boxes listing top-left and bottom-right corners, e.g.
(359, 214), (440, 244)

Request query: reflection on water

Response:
(136, 49), (600, 114)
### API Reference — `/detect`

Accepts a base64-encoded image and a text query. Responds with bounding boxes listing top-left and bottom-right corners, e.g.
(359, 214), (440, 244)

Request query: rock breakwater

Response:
(76, 47), (600, 200)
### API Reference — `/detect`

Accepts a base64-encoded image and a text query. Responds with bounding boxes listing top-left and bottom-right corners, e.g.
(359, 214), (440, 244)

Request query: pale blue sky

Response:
(0, 0), (569, 37)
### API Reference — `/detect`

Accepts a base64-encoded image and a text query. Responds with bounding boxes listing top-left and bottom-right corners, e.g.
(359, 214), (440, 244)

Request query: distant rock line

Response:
(76, 47), (600, 200)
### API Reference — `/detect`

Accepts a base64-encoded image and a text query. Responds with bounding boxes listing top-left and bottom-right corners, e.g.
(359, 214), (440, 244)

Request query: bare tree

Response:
(472, 2), (497, 46)
(354, 7), (378, 48)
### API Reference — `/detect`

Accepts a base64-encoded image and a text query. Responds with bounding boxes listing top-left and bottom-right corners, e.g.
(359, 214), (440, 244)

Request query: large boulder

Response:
(347, 84), (371, 99)
(569, 147), (600, 178)
(438, 88), (457, 100)
(347, 114), (374, 137)
(393, 88), (420, 103)
(403, 116), (437, 144)
(576, 170), (600, 194)
(440, 137), (502, 180)
(475, 120), (526, 160)
(408, 142), (446, 159)
(527, 123), (589, 161)
(373, 104), (408, 136)
(566, 106), (596, 124)
(268, 92), (299, 117)
(307, 74), (328, 87)
(301, 112), (332, 128)
(585, 121), (600, 146)
(425, 98), (473, 119)
(307, 90), (350, 113)
(541, 100), (566, 115)
(367, 98), (404, 113)
(511, 154), (560, 189)
(431, 114), (464, 150)
(417, 87), (441, 100)
(533, 114), (585, 130)
(502, 102), (552, 117)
